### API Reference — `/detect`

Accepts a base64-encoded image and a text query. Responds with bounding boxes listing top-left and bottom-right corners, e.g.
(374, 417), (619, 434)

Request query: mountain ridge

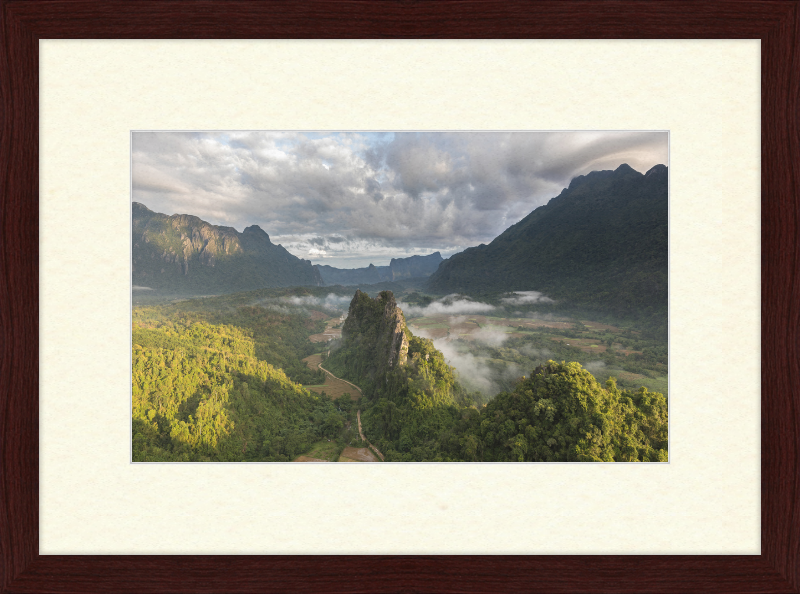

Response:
(132, 202), (323, 292)
(427, 163), (668, 321)
(315, 252), (444, 286)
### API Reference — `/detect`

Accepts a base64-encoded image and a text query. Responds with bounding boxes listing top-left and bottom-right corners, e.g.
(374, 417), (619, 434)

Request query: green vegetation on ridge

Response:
(325, 290), (668, 462)
(132, 202), (322, 294)
(427, 164), (668, 330)
(450, 361), (667, 462)
(133, 320), (343, 461)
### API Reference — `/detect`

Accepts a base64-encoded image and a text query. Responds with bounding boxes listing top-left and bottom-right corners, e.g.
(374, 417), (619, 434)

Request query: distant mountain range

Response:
(133, 162), (667, 314)
(315, 252), (444, 286)
(132, 203), (322, 292)
(427, 163), (668, 318)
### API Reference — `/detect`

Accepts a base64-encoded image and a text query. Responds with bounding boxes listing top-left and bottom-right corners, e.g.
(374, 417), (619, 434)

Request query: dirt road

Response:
(314, 361), (385, 462)
(302, 354), (358, 399)
(356, 409), (384, 461)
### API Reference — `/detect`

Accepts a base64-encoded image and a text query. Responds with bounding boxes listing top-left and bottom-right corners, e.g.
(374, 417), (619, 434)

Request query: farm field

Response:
(294, 440), (341, 462)
(309, 316), (343, 343)
(303, 354), (360, 400)
(338, 447), (379, 462)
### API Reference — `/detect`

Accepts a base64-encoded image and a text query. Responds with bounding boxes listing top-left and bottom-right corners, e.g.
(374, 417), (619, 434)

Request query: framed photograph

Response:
(2, 1), (797, 591)
(130, 129), (669, 465)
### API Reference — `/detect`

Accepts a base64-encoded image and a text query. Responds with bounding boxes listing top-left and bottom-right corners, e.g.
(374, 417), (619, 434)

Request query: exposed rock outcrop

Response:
(341, 290), (409, 373)
(326, 289), (464, 415)
(132, 202), (322, 292)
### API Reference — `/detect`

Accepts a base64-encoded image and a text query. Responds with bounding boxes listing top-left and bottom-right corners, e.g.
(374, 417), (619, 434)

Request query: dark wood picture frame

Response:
(1, 1), (798, 592)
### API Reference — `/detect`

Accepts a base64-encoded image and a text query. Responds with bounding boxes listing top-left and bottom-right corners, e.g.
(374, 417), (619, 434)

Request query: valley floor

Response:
(297, 348), (383, 462)
(406, 311), (668, 400)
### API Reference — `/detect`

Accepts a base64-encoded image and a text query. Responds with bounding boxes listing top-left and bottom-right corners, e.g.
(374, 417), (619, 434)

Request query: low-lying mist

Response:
(249, 293), (352, 316)
(398, 294), (496, 317)
(414, 326), (525, 400)
(284, 293), (352, 312)
(471, 325), (511, 347)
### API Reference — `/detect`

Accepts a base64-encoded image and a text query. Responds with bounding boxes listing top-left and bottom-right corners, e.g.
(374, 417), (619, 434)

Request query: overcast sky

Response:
(132, 131), (668, 268)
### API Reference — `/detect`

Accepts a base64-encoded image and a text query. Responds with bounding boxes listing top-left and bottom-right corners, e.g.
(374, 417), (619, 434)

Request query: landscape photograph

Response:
(131, 130), (668, 463)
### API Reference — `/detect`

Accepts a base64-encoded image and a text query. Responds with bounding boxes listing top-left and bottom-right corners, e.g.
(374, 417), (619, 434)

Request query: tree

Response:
(323, 411), (344, 438)
(338, 393), (353, 414)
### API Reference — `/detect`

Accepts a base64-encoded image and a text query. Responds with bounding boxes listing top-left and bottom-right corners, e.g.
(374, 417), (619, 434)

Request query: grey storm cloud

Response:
(131, 131), (668, 267)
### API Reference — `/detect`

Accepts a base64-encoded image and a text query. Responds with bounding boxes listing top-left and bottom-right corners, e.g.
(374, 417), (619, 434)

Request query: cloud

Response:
(248, 293), (353, 315)
(518, 344), (553, 359)
(398, 294), (495, 317)
(423, 334), (526, 398)
(412, 327), (496, 394)
(284, 293), (352, 312)
(434, 340), (497, 394)
(132, 131), (668, 268)
(583, 360), (606, 373)
(471, 326), (511, 347)
(500, 291), (555, 305)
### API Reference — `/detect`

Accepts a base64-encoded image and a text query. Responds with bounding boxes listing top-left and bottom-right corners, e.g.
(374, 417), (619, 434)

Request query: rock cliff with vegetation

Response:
(334, 289), (409, 379)
(324, 290), (476, 458)
(132, 202), (322, 293)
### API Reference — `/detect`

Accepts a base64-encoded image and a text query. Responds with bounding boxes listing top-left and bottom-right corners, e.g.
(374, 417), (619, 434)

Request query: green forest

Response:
(376, 361), (668, 463)
(132, 287), (668, 463)
(132, 292), (345, 461)
(132, 278), (668, 462)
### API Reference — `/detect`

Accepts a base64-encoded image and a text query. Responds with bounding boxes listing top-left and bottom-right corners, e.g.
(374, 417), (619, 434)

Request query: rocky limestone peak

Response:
(614, 163), (638, 175)
(132, 201), (153, 215)
(380, 291), (409, 368)
(342, 290), (409, 370)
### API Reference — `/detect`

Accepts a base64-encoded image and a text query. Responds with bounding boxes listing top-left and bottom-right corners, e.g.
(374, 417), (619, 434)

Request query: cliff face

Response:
(132, 202), (322, 293)
(326, 289), (464, 420)
(341, 290), (409, 373)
